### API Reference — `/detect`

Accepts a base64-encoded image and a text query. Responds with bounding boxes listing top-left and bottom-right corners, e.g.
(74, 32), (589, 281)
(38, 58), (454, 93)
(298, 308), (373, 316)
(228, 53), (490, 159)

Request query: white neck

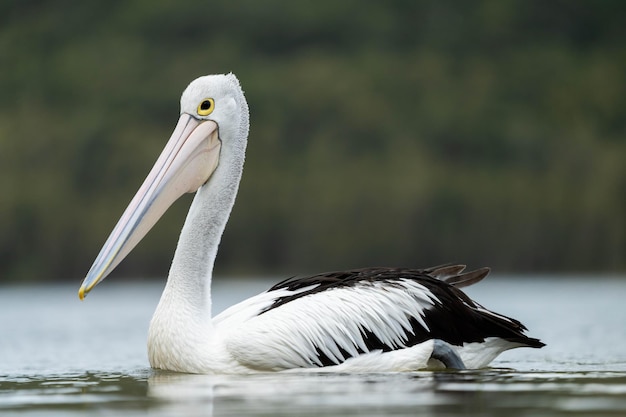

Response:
(168, 153), (243, 316)
(147, 74), (249, 373)
(147, 150), (244, 372)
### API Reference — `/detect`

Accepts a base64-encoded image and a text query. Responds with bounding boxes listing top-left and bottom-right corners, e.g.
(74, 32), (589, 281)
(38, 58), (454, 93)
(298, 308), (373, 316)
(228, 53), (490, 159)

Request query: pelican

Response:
(79, 73), (544, 373)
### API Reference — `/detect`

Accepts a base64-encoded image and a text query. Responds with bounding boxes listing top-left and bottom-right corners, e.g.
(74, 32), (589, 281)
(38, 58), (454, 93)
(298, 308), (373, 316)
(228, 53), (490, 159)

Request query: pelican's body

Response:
(79, 74), (544, 374)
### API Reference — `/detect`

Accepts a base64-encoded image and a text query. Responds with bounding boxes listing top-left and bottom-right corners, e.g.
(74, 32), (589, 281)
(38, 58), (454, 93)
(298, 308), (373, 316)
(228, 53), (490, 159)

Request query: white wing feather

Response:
(218, 280), (440, 371)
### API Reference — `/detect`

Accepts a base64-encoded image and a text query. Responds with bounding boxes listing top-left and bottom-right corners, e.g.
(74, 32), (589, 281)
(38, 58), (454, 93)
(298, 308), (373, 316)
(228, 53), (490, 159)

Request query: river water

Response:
(1, 276), (625, 416)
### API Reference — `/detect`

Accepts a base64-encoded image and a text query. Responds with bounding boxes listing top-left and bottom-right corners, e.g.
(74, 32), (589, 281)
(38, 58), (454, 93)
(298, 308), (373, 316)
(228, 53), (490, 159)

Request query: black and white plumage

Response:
(215, 265), (543, 372)
(79, 74), (544, 374)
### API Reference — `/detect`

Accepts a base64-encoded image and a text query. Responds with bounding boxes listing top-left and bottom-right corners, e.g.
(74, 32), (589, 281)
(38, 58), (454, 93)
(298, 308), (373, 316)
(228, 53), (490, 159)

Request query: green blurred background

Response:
(1, 0), (625, 283)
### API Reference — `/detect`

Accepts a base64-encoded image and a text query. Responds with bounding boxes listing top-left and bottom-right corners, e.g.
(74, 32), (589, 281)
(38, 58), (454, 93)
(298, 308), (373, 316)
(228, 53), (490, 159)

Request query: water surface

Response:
(1, 276), (625, 416)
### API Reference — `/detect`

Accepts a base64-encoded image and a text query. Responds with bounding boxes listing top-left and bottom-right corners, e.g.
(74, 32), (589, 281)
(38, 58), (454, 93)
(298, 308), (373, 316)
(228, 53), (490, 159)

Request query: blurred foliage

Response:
(1, 0), (625, 282)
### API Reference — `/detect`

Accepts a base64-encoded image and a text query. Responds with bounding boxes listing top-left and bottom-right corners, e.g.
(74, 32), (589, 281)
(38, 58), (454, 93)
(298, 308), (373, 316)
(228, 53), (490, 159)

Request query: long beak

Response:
(79, 114), (221, 299)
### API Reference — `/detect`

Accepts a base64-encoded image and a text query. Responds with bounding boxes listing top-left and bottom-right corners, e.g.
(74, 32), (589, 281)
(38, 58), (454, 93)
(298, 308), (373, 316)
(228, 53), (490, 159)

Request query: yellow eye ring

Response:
(197, 98), (215, 116)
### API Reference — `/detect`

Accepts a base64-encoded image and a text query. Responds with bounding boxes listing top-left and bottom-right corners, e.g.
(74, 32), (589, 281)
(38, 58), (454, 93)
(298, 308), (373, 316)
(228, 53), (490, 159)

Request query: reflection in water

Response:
(2, 368), (626, 416)
(148, 372), (215, 416)
(146, 371), (445, 416)
(145, 370), (626, 416)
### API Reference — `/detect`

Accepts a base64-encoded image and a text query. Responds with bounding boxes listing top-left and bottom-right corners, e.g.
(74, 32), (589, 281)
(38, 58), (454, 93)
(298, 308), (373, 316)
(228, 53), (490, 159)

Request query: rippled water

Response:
(1, 276), (625, 416)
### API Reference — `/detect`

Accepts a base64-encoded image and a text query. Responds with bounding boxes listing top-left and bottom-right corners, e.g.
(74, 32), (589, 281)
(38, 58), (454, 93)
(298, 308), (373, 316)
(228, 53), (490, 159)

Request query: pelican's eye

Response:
(197, 98), (215, 116)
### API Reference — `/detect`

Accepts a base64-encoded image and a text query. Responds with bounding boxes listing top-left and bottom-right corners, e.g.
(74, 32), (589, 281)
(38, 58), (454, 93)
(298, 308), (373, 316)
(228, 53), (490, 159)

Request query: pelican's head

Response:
(79, 74), (249, 299)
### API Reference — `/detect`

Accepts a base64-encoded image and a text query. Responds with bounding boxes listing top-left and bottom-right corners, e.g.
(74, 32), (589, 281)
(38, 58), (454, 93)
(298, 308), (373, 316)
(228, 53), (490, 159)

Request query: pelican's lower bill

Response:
(78, 73), (544, 374)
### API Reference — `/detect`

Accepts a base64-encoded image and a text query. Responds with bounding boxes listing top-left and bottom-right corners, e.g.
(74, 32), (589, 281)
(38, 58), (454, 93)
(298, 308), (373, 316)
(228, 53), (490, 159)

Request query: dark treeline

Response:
(1, 0), (625, 282)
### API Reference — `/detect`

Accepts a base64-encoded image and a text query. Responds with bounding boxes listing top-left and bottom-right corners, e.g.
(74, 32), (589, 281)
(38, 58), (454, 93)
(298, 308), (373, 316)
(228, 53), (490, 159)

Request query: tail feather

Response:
(426, 264), (490, 289)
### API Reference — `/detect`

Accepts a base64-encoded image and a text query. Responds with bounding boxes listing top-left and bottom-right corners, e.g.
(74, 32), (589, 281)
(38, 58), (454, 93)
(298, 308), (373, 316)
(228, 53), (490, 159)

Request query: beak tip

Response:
(78, 285), (87, 300)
